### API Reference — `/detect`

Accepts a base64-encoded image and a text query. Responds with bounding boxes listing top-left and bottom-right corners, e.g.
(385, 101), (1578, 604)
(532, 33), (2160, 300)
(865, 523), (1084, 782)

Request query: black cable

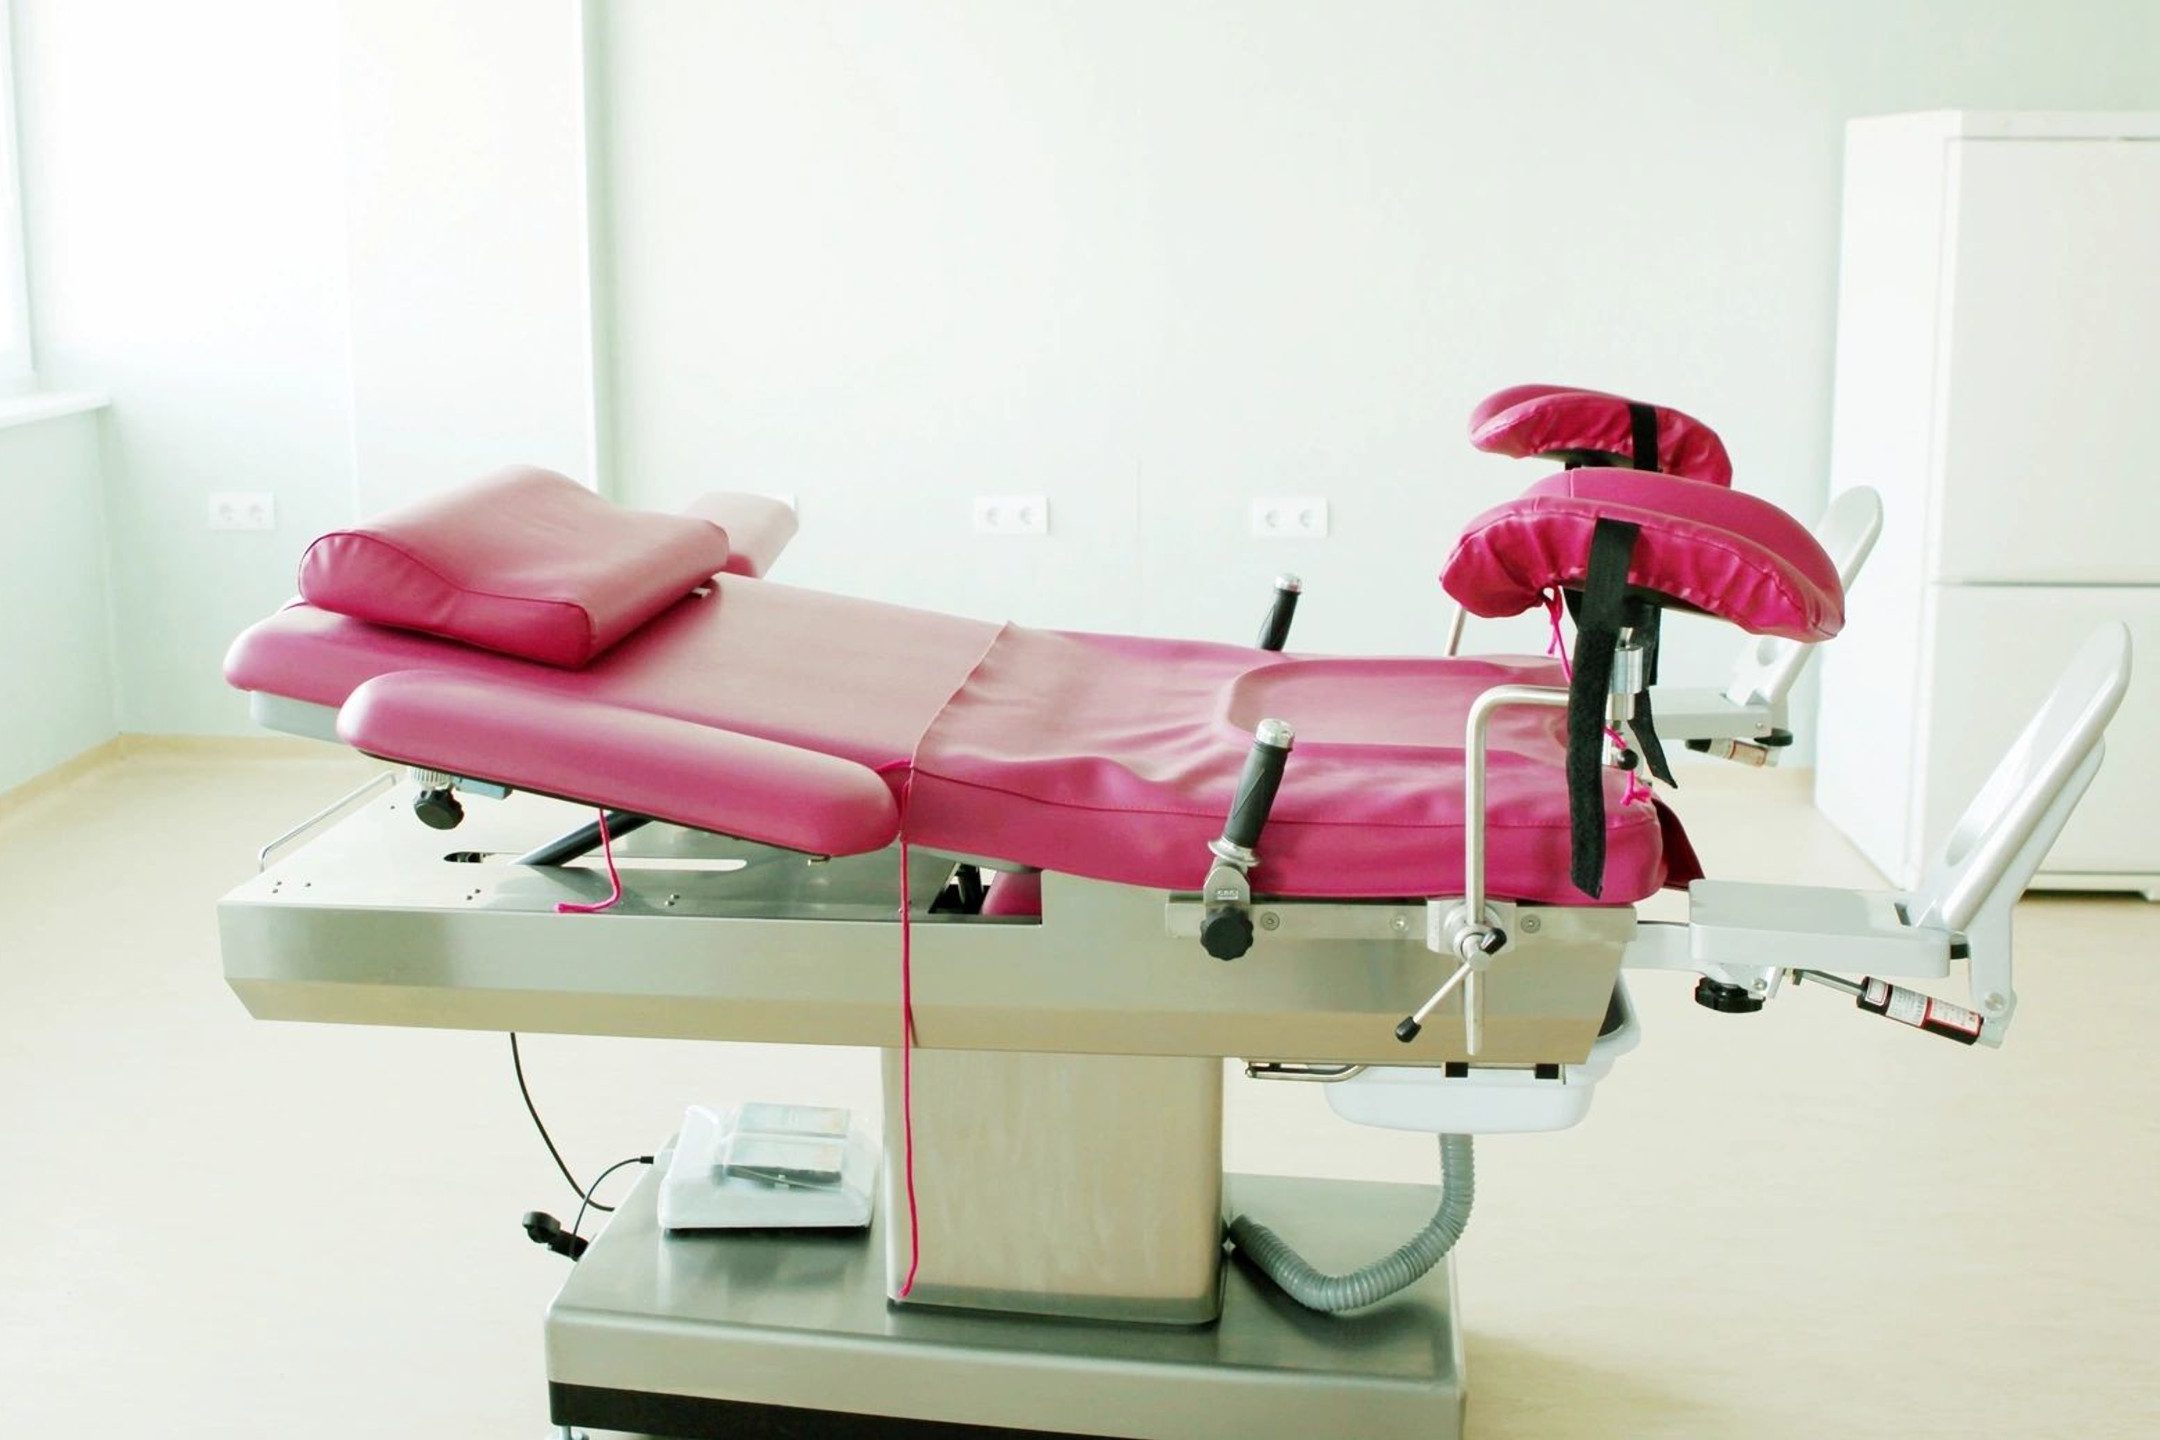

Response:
(509, 1032), (617, 1215)
(573, 1155), (655, 1241)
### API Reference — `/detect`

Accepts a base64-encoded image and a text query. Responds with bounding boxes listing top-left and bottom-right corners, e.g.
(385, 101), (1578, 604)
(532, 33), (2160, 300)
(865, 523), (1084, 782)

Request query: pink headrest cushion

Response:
(1470, 384), (1734, 487)
(298, 468), (732, 668)
(1442, 468), (1843, 641)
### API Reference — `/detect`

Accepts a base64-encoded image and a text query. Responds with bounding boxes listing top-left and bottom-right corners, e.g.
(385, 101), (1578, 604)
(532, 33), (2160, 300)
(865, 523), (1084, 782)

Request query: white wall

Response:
(340, 0), (600, 513)
(13, 1), (2160, 738)
(600, 0), (2160, 731)
(12, 0), (356, 735)
(0, 411), (116, 792)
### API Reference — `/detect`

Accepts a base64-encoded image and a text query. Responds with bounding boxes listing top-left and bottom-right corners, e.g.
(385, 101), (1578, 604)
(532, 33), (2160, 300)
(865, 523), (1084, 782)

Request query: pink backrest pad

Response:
(298, 468), (732, 669)
(1442, 468), (1843, 641)
(338, 670), (901, 856)
(1470, 383), (1734, 487)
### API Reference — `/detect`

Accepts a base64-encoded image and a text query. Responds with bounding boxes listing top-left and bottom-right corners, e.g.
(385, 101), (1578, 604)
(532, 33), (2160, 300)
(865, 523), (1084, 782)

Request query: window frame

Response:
(0, 0), (33, 390)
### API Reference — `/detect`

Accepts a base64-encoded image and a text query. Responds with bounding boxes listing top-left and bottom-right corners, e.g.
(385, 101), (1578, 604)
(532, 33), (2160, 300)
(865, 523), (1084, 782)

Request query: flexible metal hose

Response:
(1227, 1133), (1474, 1313)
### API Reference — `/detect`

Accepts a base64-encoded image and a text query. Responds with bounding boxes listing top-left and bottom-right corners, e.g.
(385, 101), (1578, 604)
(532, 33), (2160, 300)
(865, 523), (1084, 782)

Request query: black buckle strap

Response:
(1623, 599), (1675, 786)
(1565, 518), (1640, 897)
(1631, 687), (1676, 787)
(1627, 400), (1659, 472)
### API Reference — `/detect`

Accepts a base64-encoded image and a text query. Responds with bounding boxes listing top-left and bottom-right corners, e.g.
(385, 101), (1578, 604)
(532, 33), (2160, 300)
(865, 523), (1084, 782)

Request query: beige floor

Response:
(2, 746), (2157, 1438)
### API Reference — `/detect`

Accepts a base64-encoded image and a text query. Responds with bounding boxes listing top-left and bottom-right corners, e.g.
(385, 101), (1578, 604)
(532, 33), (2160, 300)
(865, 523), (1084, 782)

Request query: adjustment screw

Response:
(1985, 993), (2006, 1012)
(1391, 914), (1410, 934)
(1520, 914), (1541, 933)
(1752, 978), (1768, 994)
(1258, 912), (1281, 931)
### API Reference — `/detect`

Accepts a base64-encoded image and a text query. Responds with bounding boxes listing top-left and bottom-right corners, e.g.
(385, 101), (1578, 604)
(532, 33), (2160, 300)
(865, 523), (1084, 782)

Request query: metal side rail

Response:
(222, 788), (1629, 1066)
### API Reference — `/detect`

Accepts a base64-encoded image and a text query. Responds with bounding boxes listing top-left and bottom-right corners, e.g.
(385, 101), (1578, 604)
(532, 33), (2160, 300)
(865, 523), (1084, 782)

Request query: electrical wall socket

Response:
(973, 495), (1049, 536)
(208, 492), (276, 531)
(1249, 497), (1328, 538)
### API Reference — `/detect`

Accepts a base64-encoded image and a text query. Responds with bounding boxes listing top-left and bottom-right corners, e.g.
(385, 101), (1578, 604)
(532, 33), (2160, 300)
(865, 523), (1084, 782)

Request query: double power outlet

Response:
(208, 492), (277, 531)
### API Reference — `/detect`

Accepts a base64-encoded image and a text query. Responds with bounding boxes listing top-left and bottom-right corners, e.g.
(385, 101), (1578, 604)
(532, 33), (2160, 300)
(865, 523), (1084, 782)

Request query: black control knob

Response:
(1693, 977), (1764, 1013)
(1201, 904), (1255, 961)
(414, 787), (465, 831)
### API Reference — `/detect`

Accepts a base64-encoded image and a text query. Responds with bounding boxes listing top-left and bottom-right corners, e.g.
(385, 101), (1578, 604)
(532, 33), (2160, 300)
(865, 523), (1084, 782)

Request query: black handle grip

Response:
(1221, 720), (1295, 853)
(1256, 575), (1302, 652)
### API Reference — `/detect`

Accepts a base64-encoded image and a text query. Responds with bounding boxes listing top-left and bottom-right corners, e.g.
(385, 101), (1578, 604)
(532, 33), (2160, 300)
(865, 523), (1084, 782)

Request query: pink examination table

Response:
(215, 385), (2128, 1440)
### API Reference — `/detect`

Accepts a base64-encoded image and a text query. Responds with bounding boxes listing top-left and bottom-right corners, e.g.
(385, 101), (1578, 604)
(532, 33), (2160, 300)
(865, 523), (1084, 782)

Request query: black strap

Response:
(1631, 688), (1676, 787)
(1565, 519), (1640, 897)
(1636, 601), (1663, 686)
(1627, 601), (1675, 786)
(1627, 401), (1659, 472)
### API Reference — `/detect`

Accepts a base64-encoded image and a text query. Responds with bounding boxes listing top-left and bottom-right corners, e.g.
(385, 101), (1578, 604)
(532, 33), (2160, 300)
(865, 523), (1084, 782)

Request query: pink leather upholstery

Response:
(1442, 468), (1844, 641)
(683, 492), (800, 579)
(1470, 384), (1733, 487)
(228, 575), (1683, 904)
(298, 468), (731, 668)
(906, 629), (1671, 902)
(340, 671), (899, 856)
(981, 871), (1044, 917)
(230, 578), (1002, 773)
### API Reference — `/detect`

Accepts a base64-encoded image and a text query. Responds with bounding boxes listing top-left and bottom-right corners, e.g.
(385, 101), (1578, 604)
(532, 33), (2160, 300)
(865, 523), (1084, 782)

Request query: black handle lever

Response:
(1219, 719), (1295, 854)
(1199, 720), (1295, 963)
(1255, 574), (1302, 652)
(1394, 927), (1505, 1043)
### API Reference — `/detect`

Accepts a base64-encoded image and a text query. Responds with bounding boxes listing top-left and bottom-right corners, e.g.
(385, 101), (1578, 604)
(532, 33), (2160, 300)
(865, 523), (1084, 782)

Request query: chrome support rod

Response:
(1460, 684), (1570, 928)
(1442, 604), (1468, 658)
(1400, 960), (1474, 1037)
(1398, 682), (1571, 1055)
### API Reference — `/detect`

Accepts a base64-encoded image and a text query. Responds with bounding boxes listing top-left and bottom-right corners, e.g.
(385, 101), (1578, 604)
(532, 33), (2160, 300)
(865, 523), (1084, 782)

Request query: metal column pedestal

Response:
(547, 1164), (1464, 1440)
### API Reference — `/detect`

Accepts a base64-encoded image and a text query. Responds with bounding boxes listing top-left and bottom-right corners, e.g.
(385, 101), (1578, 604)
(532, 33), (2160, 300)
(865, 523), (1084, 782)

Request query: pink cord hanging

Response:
(555, 809), (625, 914)
(874, 759), (923, 1301)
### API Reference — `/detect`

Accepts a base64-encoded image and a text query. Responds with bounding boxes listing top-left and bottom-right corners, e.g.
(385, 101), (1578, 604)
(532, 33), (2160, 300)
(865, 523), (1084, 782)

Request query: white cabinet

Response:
(1817, 111), (2160, 897)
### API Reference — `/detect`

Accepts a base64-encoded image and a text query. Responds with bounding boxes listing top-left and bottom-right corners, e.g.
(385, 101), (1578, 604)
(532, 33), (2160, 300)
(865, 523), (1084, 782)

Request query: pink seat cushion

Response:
(1442, 468), (1843, 641)
(1470, 384), (1734, 487)
(298, 468), (733, 668)
(340, 671), (900, 856)
(228, 577), (1685, 904)
(907, 628), (1675, 903)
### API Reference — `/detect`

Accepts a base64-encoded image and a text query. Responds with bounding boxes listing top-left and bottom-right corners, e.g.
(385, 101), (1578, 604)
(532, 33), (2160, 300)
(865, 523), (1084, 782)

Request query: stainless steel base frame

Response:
(221, 791), (1632, 1066)
(547, 1160), (1464, 1440)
